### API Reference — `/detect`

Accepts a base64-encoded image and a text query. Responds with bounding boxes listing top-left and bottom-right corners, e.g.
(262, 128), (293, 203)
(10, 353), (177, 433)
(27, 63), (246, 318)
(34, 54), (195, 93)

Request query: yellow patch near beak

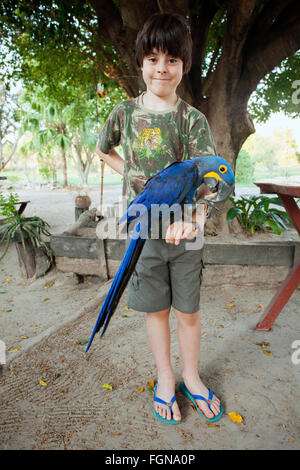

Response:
(204, 171), (222, 180)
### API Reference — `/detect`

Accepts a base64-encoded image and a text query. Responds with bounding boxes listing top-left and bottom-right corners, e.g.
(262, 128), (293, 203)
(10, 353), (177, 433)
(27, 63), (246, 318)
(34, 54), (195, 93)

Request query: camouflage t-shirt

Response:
(98, 94), (216, 203)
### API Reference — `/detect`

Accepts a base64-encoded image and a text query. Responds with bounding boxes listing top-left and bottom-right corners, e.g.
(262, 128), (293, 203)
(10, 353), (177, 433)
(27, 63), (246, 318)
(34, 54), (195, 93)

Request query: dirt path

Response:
(1, 275), (299, 449)
(0, 184), (299, 450)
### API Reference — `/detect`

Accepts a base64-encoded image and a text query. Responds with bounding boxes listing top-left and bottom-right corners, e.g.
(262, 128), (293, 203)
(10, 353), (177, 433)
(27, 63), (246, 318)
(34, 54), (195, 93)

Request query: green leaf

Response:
(266, 219), (282, 235)
(226, 207), (242, 222)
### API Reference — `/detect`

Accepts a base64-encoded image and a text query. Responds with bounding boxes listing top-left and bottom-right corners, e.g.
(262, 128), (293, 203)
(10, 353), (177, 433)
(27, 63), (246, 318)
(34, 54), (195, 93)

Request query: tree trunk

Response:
(0, 137), (19, 172)
(61, 149), (68, 187)
(14, 236), (36, 279)
(72, 142), (94, 187)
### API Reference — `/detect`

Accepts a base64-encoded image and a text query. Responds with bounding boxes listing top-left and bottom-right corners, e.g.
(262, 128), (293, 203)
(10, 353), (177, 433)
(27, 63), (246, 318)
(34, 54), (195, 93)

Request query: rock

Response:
(35, 247), (51, 278)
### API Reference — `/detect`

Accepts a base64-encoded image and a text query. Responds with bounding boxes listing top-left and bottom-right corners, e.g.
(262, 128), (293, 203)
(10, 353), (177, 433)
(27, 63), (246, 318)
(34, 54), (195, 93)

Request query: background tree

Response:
(1, 0), (299, 161)
(0, 82), (20, 172)
(243, 130), (300, 177)
(19, 94), (72, 187)
(0, 0), (299, 230)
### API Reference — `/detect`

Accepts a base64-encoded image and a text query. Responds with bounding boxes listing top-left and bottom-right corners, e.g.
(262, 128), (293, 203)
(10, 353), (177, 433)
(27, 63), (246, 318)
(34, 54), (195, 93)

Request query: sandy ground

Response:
(0, 183), (300, 450)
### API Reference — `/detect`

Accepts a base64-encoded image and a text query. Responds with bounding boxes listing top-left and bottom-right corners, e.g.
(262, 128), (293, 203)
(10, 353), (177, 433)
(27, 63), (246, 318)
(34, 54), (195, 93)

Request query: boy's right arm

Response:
(96, 139), (124, 176)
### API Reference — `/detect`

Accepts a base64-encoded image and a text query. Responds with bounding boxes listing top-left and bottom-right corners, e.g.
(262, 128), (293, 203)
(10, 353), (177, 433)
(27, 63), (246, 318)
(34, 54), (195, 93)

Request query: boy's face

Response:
(141, 49), (183, 99)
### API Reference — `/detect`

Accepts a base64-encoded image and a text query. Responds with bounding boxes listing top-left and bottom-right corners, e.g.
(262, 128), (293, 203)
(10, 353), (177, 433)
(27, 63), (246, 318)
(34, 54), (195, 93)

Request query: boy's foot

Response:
(182, 375), (221, 419)
(154, 381), (181, 422)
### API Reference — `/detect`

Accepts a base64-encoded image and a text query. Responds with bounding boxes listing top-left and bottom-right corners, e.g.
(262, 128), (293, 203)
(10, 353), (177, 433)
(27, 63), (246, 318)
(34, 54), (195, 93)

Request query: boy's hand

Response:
(165, 221), (199, 245)
(165, 204), (207, 245)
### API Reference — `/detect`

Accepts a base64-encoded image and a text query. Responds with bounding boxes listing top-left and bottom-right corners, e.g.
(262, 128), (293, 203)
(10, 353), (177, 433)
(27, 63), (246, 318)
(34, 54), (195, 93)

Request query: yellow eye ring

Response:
(219, 165), (227, 174)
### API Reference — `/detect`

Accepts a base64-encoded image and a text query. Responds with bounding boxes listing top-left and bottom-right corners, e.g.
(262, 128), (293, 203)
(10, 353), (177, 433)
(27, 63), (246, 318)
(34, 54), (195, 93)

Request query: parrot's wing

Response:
(119, 160), (199, 225)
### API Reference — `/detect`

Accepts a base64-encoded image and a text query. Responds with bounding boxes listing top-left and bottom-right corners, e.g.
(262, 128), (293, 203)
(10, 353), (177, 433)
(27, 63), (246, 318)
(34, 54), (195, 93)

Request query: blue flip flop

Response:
(179, 381), (223, 423)
(153, 383), (181, 424)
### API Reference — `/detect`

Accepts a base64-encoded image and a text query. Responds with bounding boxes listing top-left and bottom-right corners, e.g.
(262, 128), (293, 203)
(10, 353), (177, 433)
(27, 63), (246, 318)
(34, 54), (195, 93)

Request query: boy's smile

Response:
(141, 49), (183, 106)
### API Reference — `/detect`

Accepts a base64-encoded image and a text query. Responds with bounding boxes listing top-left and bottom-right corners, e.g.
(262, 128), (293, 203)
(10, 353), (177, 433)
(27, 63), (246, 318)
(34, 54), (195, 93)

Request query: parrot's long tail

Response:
(85, 233), (145, 353)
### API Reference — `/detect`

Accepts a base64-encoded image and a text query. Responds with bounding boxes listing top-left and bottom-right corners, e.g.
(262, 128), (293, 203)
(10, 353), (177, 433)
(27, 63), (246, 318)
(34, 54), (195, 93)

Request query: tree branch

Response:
(0, 136), (19, 170)
(189, 1), (222, 104)
(242, 0), (300, 95)
(88, 0), (123, 40)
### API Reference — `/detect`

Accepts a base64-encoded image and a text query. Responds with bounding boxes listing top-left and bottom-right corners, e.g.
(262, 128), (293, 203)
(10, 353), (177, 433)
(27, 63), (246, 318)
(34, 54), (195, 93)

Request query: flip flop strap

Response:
(191, 388), (213, 409)
(154, 394), (176, 412)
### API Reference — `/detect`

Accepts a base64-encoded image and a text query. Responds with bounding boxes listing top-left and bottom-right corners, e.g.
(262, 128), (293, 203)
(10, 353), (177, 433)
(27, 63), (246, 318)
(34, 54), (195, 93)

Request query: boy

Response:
(96, 13), (222, 423)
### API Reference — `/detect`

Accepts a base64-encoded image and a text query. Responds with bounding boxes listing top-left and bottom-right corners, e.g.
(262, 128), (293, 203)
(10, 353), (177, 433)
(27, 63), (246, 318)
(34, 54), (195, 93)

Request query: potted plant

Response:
(75, 193), (92, 209)
(0, 191), (53, 275)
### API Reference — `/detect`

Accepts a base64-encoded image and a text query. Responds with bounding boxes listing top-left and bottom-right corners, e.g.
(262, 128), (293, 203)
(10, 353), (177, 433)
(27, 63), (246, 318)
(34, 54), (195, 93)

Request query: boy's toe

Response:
(172, 401), (181, 421)
(197, 401), (214, 419)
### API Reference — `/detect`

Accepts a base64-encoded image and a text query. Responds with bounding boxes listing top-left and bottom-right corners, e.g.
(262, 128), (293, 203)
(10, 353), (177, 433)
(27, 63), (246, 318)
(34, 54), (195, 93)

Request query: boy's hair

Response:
(135, 13), (193, 74)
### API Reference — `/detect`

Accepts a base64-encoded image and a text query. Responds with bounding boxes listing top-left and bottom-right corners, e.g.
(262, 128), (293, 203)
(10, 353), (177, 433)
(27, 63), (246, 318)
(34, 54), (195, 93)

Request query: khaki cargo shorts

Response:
(127, 237), (204, 314)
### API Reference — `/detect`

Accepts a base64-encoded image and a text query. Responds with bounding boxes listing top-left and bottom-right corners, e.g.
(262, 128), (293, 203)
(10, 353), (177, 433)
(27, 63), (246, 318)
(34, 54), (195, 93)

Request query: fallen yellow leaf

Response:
(228, 411), (243, 423)
(35, 324), (40, 327)
(44, 281), (54, 289)
(20, 335), (28, 339)
(263, 350), (273, 356)
(88, 297), (93, 301)
(258, 305), (264, 308)
(5, 279), (11, 283)
(9, 346), (20, 353)
(138, 387), (144, 393)
(112, 433), (121, 437)
(43, 297), (50, 302)
(102, 383), (113, 391)
(0, 307), (4, 311)
(147, 380), (155, 388)
(39, 380), (48, 386)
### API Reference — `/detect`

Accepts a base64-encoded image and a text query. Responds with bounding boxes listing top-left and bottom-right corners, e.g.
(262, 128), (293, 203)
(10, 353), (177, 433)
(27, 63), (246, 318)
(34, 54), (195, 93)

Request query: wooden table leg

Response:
(278, 194), (300, 235)
(256, 258), (300, 330)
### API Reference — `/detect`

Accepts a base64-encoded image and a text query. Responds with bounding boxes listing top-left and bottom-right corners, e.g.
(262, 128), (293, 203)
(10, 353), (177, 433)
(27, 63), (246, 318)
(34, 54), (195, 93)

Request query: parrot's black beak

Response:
(203, 177), (234, 202)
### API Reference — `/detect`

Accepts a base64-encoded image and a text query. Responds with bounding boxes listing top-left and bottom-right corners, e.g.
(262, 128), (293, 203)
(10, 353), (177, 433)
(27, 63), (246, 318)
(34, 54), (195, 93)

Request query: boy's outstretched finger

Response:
(174, 226), (185, 245)
(182, 223), (196, 240)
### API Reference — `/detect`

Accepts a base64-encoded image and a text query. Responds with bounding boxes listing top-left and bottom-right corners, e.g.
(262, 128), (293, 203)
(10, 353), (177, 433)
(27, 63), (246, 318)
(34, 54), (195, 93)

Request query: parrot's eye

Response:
(219, 165), (227, 174)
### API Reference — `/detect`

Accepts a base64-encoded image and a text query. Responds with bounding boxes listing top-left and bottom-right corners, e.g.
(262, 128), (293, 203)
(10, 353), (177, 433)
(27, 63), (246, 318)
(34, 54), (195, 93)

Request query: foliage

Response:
(15, 83), (126, 185)
(249, 53), (300, 123)
(0, 190), (20, 217)
(241, 129), (300, 179)
(0, 0), (299, 123)
(235, 150), (255, 184)
(226, 195), (291, 235)
(0, 81), (20, 172)
(0, 190), (52, 261)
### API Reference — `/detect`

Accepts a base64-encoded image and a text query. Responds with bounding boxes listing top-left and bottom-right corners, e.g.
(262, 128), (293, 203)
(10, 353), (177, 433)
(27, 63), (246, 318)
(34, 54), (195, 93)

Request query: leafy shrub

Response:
(0, 191), (52, 261)
(226, 195), (291, 235)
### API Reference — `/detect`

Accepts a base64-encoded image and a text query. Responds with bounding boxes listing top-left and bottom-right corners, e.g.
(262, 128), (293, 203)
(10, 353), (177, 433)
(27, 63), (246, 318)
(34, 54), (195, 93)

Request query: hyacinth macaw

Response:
(85, 155), (234, 352)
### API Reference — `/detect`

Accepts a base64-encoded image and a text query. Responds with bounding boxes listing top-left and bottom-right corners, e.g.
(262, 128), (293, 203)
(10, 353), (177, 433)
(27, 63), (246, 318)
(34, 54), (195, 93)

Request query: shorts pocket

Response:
(199, 259), (205, 285)
(131, 270), (139, 290)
